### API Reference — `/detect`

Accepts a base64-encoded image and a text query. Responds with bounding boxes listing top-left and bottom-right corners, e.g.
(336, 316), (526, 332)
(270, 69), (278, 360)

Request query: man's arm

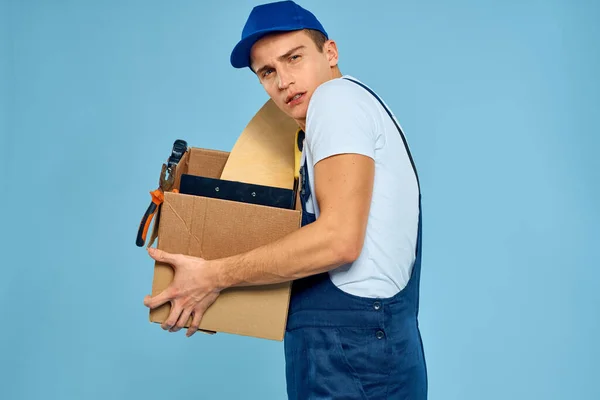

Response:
(212, 151), (374, 290)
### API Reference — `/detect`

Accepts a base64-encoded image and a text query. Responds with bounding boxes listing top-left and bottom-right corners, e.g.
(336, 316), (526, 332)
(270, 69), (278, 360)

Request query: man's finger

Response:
(162, 302), (183, 331)
(171, 306), (193, 333)
(186, 293), (218, 337)
(147, 247), (180, 266)
(186, 310), (204, 337)
(143, 288), (173, 310)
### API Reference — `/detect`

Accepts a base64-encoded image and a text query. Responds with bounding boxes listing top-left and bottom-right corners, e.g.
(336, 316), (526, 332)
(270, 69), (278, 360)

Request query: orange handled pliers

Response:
(136, 139), (187, 247)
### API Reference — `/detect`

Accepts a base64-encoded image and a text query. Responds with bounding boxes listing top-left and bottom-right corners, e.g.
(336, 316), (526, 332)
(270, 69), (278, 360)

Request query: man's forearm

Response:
(213, 217), (358, 290)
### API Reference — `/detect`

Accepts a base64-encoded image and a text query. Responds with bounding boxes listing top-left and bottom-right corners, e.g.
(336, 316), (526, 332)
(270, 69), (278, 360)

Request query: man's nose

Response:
(277, 69), (294, 90)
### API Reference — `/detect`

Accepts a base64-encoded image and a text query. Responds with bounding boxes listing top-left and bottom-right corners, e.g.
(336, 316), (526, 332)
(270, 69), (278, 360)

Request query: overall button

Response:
(373, 301), (381, 310)
(376, 330), (385, 340)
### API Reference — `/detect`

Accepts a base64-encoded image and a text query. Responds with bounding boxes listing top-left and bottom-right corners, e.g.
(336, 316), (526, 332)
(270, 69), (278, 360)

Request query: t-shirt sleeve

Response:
(305, 80), (377, 165)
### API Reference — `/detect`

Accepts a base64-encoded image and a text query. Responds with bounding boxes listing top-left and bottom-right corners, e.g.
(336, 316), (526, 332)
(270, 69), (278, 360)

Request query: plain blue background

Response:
(2, 0), (598, 399)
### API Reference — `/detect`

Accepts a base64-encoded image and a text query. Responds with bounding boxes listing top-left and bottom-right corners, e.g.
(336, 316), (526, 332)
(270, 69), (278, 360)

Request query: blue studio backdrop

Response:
(1, 0), (598, 399)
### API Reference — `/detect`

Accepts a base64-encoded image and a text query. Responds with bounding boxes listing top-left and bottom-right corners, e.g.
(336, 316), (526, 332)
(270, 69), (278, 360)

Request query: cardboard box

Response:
(148, 147), (301, 341)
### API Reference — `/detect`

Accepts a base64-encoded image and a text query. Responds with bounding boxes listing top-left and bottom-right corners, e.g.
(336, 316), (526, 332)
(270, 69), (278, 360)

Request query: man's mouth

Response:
(286, 92), (305, 104)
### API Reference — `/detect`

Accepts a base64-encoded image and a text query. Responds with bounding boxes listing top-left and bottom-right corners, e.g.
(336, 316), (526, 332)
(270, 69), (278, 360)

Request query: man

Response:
(143, 1), (427, 398)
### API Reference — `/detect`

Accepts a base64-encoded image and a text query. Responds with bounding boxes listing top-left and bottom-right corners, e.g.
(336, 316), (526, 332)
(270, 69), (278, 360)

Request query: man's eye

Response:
(290, 55), (301, 61)
(263, 69), (273, 78)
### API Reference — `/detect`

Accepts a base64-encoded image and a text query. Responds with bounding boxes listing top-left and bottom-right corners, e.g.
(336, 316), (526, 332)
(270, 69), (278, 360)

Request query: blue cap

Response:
(230, 1), (328, 69)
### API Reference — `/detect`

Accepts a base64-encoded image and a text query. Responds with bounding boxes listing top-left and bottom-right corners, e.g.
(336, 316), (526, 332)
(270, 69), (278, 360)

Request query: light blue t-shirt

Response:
(302, 75), (420, 298)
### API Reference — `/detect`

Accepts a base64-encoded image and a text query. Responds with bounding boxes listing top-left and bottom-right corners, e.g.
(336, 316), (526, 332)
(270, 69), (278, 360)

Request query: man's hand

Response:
(143, 247), (221, 337)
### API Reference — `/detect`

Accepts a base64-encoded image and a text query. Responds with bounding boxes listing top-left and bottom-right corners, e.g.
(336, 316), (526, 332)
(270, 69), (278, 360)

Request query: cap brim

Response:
(230, 26), (303, 69)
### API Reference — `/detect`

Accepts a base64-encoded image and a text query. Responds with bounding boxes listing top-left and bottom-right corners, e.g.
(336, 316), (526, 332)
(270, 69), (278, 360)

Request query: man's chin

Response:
(286, 106), (307, 122)
(273, 101), (306, 122)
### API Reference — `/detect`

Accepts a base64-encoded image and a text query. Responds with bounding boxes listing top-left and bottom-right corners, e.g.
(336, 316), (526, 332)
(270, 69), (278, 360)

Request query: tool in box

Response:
(176, 129), (303, 211)
(136, 139), (188, 247)
(178, 174), (296, 210)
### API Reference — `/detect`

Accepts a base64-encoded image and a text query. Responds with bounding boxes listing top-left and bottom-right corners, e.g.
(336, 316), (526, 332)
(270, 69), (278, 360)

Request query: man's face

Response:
(250, 30), (339, 127)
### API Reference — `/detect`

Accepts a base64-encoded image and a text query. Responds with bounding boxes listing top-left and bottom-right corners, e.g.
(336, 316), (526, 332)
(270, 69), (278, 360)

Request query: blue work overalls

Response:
(284, 77), (427, 399)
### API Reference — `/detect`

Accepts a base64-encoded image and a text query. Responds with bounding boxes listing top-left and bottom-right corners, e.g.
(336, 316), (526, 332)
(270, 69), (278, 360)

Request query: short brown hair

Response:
(303, 29), (328, 52)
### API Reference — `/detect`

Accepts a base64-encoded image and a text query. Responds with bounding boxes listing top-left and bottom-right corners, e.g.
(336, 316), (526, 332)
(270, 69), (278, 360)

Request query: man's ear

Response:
(325, 39), (339, 67)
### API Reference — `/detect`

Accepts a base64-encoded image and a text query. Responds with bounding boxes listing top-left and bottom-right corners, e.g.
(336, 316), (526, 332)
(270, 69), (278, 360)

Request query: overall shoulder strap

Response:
(342, 77), (421, 192)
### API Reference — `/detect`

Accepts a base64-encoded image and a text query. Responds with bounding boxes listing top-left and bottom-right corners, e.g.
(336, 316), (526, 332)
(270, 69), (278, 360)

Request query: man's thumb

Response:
(147, 247), (178, 265)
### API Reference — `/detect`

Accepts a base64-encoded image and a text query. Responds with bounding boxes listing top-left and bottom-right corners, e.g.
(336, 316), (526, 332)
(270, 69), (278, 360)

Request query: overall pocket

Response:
(298, 327), (370, 400)
(332, 327), (391, 400)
